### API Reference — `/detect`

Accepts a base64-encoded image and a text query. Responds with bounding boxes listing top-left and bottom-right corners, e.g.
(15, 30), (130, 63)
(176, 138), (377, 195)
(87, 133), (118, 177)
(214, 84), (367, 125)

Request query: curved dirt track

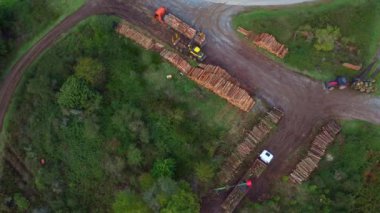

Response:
(0, 0), (379, 212)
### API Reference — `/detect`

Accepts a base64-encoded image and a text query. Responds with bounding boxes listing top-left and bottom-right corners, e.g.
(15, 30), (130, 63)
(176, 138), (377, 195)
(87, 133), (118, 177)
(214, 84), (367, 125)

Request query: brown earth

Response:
(0, 0), (379, 212)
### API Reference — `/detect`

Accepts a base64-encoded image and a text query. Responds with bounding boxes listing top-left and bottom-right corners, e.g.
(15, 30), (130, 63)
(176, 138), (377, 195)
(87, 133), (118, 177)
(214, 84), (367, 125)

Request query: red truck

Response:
(154, 7), (206, 47)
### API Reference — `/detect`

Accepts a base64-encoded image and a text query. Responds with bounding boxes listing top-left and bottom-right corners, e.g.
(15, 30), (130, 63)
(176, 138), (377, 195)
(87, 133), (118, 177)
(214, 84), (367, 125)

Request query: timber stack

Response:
(221, 159), (268, 213)
(186, 65), (255, 111)
(160, 49), (193, 73)
(116, 22), (155, 50)
(116, 21), (255, 111)
(237, 27), (288, 58)
(218, 108), (284, 184)
(161, 49), (255, 111)
(164, 14), (197, 41)
(254, 33), (288, 58)
(351, 80), (376, 93)
(289, 121), (341, 184)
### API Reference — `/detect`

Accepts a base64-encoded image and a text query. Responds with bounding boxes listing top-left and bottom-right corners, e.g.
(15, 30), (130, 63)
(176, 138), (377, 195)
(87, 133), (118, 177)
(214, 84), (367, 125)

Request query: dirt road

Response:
(0, 0), (379, 212)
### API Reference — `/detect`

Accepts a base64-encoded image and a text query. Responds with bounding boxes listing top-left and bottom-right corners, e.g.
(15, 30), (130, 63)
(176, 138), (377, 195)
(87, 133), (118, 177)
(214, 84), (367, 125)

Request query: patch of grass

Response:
(1, 16), (260, 211)
(233, 0), (380, 84)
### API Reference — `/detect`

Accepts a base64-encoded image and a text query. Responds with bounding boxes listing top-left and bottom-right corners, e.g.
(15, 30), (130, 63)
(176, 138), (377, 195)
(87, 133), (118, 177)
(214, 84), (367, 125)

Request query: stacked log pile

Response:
(351, 80), (376, 93)
(237, 27), (288, 58)
(254, 33), (288, 58)
(221, 159), (268, 213)
(218, 108), (284, 184)
(116, 22), (155, 50)
(289, 121), (341, 184)
(160, 49), (193, 73)
(164, 14), (197, 40)
(116, 21), (255, 111)
(186, 65), (255, 111)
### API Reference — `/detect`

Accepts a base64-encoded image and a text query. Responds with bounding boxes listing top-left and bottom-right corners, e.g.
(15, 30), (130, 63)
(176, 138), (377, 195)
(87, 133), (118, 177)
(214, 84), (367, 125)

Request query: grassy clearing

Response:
(0, 0), (86, 80)
(233, 0), (380, 83)
(0, 16), (260, 211)
(239, 120), (380, 212)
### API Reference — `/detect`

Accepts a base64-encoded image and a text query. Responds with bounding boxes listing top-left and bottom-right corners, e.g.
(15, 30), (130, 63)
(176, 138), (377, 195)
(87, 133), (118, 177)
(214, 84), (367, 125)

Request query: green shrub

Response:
(74, 57), (106, 87)
(127, 145), (143, 167)
(152, 159), (176, 178)
(161, 189), (200, 213)
(314, 25), (341, 51)
(113, 191), (151, 213)
(195, 162), (215, 183)
(57, 76), (101, 109)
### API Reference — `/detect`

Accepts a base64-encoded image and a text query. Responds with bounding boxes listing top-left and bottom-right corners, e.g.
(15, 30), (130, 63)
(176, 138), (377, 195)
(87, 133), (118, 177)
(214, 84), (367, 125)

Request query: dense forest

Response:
(0, 16), (259, 212)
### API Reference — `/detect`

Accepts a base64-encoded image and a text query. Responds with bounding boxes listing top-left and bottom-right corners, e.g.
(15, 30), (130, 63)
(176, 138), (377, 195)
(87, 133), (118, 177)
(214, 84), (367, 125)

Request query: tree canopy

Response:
(113, 191), (151, 213)
(195, 162), (215, 183)
(57, 76), (101, 109)
(161, 189), (200, 213)
(152, 159), (176, 178)
(74, 57), (105, 87)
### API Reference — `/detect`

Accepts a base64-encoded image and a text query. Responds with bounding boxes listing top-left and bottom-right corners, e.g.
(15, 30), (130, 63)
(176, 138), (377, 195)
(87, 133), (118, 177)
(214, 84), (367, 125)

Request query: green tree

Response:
(57, 76), (101, 109)
(161, 189), (200, 213)
(152, 159), (175, 178)
(113, 191), (151, 213)
(127, 145), (143, 167)
(195, 162), (215, 183)
(74, 57), (105, 87)
(314, 25), (341, 51)
(139, 173), (155, 191)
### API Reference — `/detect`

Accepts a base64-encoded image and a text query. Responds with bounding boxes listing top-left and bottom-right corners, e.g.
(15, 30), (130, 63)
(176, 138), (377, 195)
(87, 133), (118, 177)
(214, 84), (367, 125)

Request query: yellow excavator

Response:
(172, 33), (206, 62)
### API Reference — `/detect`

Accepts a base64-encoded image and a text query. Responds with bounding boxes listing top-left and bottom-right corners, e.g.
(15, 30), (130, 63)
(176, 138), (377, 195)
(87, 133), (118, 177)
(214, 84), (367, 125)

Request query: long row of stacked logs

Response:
(159, 49), (256, 111)
(185, 63), (255, 111)
(116, 22), (156, 50)
(218, 107), (284, 184)
(221, 159), (267, 213)
(289, 120), (341, 184)
(116, 21), (255, 112)
(237, 27), (288, 59)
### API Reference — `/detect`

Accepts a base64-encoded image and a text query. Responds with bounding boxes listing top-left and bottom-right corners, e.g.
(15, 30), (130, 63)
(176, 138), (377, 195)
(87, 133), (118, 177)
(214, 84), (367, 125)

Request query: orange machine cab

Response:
(154, 7), (167, 23)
